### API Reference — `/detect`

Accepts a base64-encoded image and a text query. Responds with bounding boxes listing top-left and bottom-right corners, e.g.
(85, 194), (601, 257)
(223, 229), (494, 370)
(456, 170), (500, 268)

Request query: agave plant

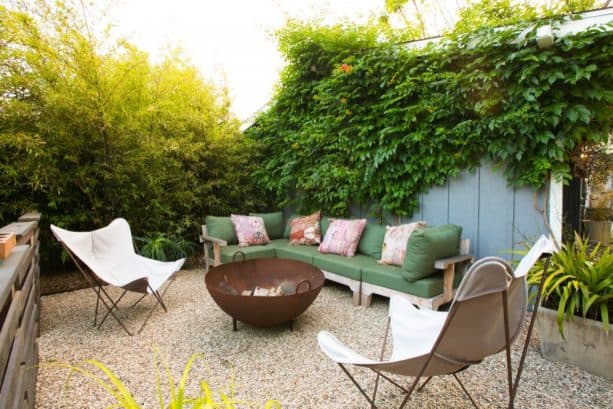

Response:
(528, 233), (613, 337)
(134, 233), (196, 261)
(51, 352), (281, 408)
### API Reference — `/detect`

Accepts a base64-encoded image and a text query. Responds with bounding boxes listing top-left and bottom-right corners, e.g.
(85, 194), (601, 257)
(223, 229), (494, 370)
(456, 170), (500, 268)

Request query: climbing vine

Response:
(246, 18), (612, 217)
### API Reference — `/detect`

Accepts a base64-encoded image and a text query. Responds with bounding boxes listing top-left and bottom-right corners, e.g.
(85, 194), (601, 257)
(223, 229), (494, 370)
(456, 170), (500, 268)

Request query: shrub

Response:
(528, 234), (613, 336)
(246, 17), (612, 217)
(0, 1), (270, 271)
(135, 233), (197, 262)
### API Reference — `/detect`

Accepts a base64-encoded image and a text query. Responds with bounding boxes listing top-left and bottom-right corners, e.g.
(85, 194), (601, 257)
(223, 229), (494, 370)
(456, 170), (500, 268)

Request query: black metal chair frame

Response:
(61, 243), (175, 336)
(337, 255), (552, 409)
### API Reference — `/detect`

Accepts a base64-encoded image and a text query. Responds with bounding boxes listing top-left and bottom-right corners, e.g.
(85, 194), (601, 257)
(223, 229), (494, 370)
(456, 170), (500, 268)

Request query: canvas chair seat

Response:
(51, 218), (185, 335)
(319, 301), (447, 367)
(318, 235), (556, 408)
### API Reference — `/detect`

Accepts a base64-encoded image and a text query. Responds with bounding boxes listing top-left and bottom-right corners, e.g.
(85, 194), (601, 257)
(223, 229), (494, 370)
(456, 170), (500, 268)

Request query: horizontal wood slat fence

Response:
(0, 212), (41, 409)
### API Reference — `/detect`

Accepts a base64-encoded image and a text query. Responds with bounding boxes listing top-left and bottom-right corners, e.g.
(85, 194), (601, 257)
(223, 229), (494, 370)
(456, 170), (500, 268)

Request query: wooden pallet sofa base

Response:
(360, 248), (472, 308)
(321, 270), (361, 307)
(200, 215), (472, 310)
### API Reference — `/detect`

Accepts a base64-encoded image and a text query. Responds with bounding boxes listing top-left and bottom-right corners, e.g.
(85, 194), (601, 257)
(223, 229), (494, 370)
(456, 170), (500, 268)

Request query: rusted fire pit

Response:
(205, 256), (325, 330)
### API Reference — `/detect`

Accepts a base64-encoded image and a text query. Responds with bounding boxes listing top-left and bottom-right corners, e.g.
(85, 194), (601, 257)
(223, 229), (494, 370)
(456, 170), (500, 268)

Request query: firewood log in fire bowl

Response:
(205, 257), (325, 330)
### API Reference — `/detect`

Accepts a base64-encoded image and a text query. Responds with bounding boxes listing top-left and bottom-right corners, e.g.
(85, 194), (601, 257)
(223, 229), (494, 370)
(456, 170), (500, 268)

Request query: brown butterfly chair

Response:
(318, 236), (555, 408)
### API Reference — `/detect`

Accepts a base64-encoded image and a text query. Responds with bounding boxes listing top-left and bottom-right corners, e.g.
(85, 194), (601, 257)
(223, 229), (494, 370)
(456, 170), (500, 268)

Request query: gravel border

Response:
(36, 268), (613, 408)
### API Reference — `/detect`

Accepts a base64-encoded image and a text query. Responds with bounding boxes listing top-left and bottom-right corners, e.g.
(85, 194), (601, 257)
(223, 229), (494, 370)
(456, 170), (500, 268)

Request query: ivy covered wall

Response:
(247, 18), (612, 219)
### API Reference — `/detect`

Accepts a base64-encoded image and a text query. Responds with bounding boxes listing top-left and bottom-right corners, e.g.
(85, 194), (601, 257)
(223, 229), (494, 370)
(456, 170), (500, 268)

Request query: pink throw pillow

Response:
(379, 221), (426, 266)
(319, 219), (367, 257)
(230, 215), (271, 247)
(289, 211), (321, 245)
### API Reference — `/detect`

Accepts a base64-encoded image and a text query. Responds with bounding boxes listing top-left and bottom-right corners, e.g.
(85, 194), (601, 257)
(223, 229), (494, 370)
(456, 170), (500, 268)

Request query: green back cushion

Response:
(205, 216), (237, 245)
(250, 211), (284, 239)
(357, 223), (386, 259)
(320, 217), (331, 238)
(402, 224), (462, 282)
(284, 215), (296, 238)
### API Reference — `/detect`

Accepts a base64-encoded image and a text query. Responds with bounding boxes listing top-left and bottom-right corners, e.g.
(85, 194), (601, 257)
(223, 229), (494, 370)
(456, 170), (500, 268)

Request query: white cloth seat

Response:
(51, 218), (185, 335)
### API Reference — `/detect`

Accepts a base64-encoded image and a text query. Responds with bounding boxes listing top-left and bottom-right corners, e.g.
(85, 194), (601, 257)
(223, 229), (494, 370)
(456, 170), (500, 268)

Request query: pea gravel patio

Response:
(36, 268), (612, 408)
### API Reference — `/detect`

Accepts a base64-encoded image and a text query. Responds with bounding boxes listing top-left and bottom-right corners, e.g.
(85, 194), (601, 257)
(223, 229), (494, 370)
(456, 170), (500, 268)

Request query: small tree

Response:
(0, 1), (268, 271)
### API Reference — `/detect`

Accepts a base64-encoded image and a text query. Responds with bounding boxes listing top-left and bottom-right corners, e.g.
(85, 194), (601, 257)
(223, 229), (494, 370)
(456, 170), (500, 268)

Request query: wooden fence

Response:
(0, 212), (41, 409)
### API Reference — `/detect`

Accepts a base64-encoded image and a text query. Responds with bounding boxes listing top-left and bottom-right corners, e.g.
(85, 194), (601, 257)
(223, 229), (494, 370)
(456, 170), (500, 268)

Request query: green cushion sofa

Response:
(200, 213), (472, 310)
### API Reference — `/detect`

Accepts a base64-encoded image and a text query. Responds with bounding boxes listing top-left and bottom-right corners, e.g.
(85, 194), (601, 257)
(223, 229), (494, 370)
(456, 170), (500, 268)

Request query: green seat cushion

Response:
(357, 223), (386, 259)
(312, 253), (371, 281)
(402, 224), (462, 282)
(220, 244), (276, 263)
(274, 240), (321, 264)
(250, 211), (284, 240)
(268, 238), (291, 248)
(363, 261), (463, 298)
(205, 216), (237, 245)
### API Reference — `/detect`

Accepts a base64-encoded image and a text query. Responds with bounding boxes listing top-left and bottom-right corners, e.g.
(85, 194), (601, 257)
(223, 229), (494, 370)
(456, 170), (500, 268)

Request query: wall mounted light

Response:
(536, 24), (554, 48)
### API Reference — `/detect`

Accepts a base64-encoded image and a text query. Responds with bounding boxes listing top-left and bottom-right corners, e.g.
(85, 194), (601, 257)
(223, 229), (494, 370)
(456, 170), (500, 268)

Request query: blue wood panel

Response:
(477, 163), (515, 259)
(512, 187), (548, 261)
(292, 163), (548, 262)
(403, 193), (424, 224)
(349, 202), (361, 219)
(422, 182), (449, 225)
(448, 169), (480, 256)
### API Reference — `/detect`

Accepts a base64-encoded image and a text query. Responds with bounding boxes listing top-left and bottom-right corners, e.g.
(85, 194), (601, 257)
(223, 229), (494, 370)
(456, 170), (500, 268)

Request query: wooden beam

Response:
(0, 222), (37, 246)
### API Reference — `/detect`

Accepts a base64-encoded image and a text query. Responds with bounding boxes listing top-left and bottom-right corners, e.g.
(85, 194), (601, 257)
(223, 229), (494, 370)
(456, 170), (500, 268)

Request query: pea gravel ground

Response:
(36, 268), (612, 408)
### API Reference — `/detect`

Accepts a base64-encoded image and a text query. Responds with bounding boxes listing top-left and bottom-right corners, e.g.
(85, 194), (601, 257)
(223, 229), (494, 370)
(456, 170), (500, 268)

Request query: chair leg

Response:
(131, 293), (148, 308)
(136, 279), (175, 334)
(397, 305), (461, 409)
(502, 291), (514, 407)
(417, 377), (432, 392)
(372, 370), (409, 393)
(452, 374), (480, 409)
(151, 291), (167, 312)
(371, 317), (391, 408)
(91, 286), (133, 336)
(397, 374), (422, 409)
(93, 287), (101, 326)
(509, 256), (552, 408)
(97, 289), (128, 329)
(338, 364), (379, 408)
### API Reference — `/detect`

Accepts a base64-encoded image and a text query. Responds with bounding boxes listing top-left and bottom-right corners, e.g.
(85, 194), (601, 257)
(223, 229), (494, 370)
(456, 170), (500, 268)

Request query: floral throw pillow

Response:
(230, 214), (271, 247)
(319, 219), (367, 257)
(289, 211), (321, 245)
(379, 221), (426, 266)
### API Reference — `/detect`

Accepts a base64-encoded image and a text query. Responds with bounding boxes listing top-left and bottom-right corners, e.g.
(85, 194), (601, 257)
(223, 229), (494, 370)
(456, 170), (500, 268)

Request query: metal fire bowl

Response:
(205, 257), (325, 329)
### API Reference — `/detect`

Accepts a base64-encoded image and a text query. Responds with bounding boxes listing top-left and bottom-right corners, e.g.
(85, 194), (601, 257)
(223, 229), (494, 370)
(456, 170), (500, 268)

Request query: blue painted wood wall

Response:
(354, 163), (549, 260)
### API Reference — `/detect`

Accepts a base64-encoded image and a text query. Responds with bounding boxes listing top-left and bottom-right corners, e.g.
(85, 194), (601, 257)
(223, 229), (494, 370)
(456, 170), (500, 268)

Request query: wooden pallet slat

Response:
(0, 213), (40, 409)
(0, 222), (36, 246)
(0, 290), (21, 382)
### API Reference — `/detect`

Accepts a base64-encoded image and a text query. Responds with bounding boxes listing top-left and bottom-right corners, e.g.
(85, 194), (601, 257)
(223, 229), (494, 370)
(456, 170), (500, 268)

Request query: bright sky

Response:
(109, 0), (385, 122)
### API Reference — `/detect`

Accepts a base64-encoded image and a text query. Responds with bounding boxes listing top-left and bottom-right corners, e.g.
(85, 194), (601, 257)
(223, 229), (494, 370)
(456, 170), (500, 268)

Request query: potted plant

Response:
(584, 194), (612, 245)
(528, 234), (612, 378)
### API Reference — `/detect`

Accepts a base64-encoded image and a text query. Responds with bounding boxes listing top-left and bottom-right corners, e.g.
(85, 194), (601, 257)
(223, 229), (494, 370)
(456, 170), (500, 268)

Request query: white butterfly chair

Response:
(318, 235), (555, 409)
(51, 218), (185, 336)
